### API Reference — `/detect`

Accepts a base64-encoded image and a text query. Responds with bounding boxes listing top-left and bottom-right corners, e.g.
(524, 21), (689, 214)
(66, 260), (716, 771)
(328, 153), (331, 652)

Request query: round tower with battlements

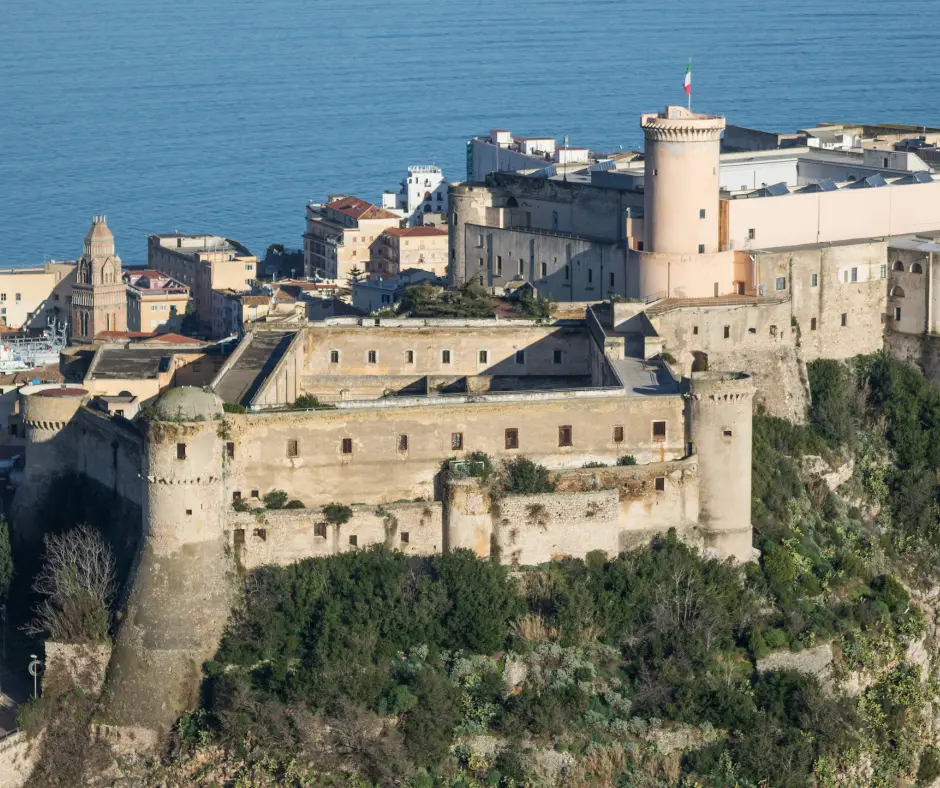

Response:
(106, 387), (234, 734)
(641, 106), (725, 256)
(687, 371), (755, 562)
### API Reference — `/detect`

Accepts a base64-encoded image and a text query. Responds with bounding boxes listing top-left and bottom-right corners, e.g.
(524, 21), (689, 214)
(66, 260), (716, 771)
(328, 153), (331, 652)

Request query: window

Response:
(851, 267), (858, 283)
(654, 477), (665, 492)
(349, 535), (358, 547)
(1, 294), (6, 302)
(518, 259), (525, 276)
(698, 244), (706, 254)
(699, 209), (706, 219)
(653, 169), (658, 176)
(479, 256), (484, 268)
(505, 428), (519, 450)
(515, 350), (525, 364)
(452, 432), (463, 450)
(401, 532), (410, 544)
(553, 349), (563, 364)
(342, 438), (353, 455)
(442, 349), (451, 364)
(613, 425), (624, 443)
(251, 490), (259, 498)
(315, 523), (327, 538)
(811, 317), (817, 330)
(232, 491), (241, 501)
(564, 265), (570, 281)
(894, 306), (902, 321)
(587, 268), (593, 284)
(558, 425), (572, 447)
(478, 349), (488, 364)
(723, 325), (730, 339)
(652, 421), (667, 441)
(893, 260), (905, 271)
(226, 442), (235, 459)
(287, 439), (299, 458)
(245, 264), (252, 271)
(841, 313), (848, 327)
(692, 326), (699, 335)
(495, 255), (501, 274)
(404, 350), (414, 364)
(723, 429), (733, 438)
(748, 228), (756, 241)
(880, 264), (888, 279)
(15, 293), (20, 302)
(176, 443), (186, 460)
(773, 276), (786, 291)
(541, 262), (547, 278)
(476, 233), (484, 247)
(186, 509), (192, 516)
(637, 241), (644, 251)
(811, 273), (818, 287)
(115, 409), (124, 417)
(912, 262), (924, 274)
(330, 350), (340, 364)
(367, 350), (377, 364)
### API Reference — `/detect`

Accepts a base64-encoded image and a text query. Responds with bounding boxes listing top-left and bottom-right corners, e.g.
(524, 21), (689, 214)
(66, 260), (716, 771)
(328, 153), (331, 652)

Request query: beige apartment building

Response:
(303, 196), (401, 281)
(124, 270), (191, 333)
(147, 234), (256, 331)
(370, 226), (449, 277)
(0, 261), (76, 330)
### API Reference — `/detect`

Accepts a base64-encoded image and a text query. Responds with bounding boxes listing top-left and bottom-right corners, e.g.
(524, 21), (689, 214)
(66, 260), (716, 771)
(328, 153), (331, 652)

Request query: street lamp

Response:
(28, 654), (43, 699)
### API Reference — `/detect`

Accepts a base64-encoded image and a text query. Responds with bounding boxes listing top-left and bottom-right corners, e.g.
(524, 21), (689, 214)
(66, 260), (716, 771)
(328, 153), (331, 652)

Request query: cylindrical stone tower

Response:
(688, 371), (755, 562)
(448, 183), (494, 287)
(641, 106), (725, 255)
(106, 387), (234, 735)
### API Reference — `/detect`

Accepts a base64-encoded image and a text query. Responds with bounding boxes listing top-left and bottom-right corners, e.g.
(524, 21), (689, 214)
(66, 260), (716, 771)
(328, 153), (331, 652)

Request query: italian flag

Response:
(684, 61), (692, 96)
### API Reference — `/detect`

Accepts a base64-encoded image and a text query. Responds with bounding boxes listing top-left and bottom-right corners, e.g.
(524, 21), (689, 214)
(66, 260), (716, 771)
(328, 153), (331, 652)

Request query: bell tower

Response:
(71, 215), (127, 343)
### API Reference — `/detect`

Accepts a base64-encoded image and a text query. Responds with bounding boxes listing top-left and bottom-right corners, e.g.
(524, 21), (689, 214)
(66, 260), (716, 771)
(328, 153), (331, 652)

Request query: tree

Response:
(0, 518), (12, 602)
(518, 290), (554, 319)
(25, 525), (115, 644)
(347, 266), (364, 287)
(501, 457), (556, 494)
(263, 490), (289, 510)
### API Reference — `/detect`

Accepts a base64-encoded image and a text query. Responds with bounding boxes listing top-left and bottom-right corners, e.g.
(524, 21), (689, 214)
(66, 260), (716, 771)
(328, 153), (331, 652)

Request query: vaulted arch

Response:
(911, 262), (924, 274)
(890, 285), (906, 298)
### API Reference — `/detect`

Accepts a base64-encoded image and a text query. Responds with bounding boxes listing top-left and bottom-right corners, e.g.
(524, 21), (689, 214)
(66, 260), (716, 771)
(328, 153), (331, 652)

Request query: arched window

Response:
(893, 261), (905, 271)
(101, 261), (114, 284)
(911, 262), (924, 274)
(890, 285), (906, 298)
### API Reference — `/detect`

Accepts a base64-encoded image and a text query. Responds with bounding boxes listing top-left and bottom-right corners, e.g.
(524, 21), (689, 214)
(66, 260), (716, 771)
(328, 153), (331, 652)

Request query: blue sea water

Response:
(0, 0), (935, 267)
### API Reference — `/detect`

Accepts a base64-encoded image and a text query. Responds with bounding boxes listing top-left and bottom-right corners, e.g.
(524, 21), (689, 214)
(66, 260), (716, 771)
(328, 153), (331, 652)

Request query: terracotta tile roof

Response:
(95, 331), (156, 342)
(138, 333), (202, 345)
(383, 226), (448, 238)
(326, 196), (400, 222)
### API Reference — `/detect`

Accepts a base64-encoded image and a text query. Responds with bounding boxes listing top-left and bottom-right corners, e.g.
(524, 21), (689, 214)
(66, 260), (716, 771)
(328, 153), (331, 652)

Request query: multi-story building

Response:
(0, 261), (76, 330)
(211, 290), (272, 339)
(381, 166), (449, 225)
(303, 196), (400, 281)
(124, 270), (191, 334)
(147, 234), (257, 330)
(370, 226), (449, 278)
(71, 216), (128, 343)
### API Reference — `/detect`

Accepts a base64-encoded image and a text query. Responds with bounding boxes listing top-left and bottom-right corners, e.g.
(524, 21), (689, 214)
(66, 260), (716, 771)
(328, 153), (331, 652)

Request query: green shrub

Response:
(582, 461), (608, 468)
(918, 746), (940, 786)
(222, 402), (247, 413)
(292, 394), (335, 410)
(617, 455), (637, 466)
(263, 490), (289, 510)
(284, 499), (305, 509)
(232, 499), (249, 512)
(501, 457), (555, 494)
(322, 503), (353, 526)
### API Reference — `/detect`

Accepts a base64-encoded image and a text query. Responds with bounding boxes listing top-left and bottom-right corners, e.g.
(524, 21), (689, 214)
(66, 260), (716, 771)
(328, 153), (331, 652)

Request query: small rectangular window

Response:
(564, 265), (570, 281)
(552, 349), (563, 364)
(723, 325), (730, 339)
(652, 421), (667, 441)
(442, 349), (451, 364)
(609, 272), (615, 288)
(613, 425), (624, 443)
(841, 313), (848, 327)
(880, 264), (887, 279)
(495, 256), (501, 275)
(186, 509), (192, 516)
(810, 317), (817, 330)
(692, 326), (699, 335)
(775, 276), (786, 291)
(478, 349), (488, 364)
(894, 306), (902, 321)
(541, 262), (547, 278)
(400, 532), (410, 544)
(397, 434), (409, 452)
(251, 489), (259, 498)
(342, 438), (353, 455)
(452, 432), (463, 450)
(698, 244), (705, 254)
(405, 350), (414, 364)
(723, 429), (733, 438)
(330, 350), (339, 363)
(518, 259), (525, 276)
(699, 209), (706, 219)
(226, 441), (235, 459)
(315, 523), (327, 538)
(811, 273), (818, 287)
(748, 228), (756, 240)
(505, 428), (519, 450)
(367, 350), (377, 364)
(349, 535), (358, 547)
(515, 350), (525, 365)
(177, 443), (186, 460)
(851, 267), (858, 283)
(232, 491), (241, 501)
(587, 268), (593, 283)
(477, 233), (484, 247)
(287, 439), (299, 458)
(480, 256), (485, 269)
(558, 425), (572, 447)
(654, 477), (666, 492)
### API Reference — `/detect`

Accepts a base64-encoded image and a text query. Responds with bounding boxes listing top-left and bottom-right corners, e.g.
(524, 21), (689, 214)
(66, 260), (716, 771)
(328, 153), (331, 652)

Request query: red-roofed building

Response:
(304, 195), (403, 281)
(123, 269), (191, 334)
(370, 225), (449, 278)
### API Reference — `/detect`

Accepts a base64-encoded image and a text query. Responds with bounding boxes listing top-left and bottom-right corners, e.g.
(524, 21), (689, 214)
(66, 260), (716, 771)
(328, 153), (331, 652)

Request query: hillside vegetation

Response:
(21, 353), (940, 787)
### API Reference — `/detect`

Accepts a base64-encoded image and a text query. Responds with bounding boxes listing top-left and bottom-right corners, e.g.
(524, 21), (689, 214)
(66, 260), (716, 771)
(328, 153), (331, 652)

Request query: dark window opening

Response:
(723, 326), (730, 339)
(553, 349), (563, 364)
(698, 244), (705, 254)
(330, 350), (339, 363)
(505, 428), (519, 450)
(233, 491), (241, 501)
(176, 443), (186, 460)
(723, 429), (733, 438)
(186, 509), (192, 516)
(841, 313), (848, 327)
(452, 432), (463, 450)
(613, 425), (624, 443)
(811, 317), (817, 330)
(349, 535), (358, 547)
(654, 477), (665, 491)
(479, 350), (488, 363)
(652, 421), (667, 441)
(692, 326), (699, 335)
(397, 434), (409, 452)
(558, 425), (572, 447)
(342, 438), (353, 455)
(226, 441), (235, 459)
(315, 523), (327, 538)
(254, 528), (267, 542)
(287, 439), (299, 458)
(367, 350), (377, 364)
(515, 350), (525, 364)
(401, 532), (410, 544)
(442, 349), (451, 364)
(251, 489), (259, 498)
(405, 350), (414, 364)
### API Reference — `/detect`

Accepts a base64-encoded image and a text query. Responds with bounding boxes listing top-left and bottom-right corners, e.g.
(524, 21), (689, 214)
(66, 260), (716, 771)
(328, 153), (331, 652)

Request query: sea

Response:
(1, 0), (936, 268)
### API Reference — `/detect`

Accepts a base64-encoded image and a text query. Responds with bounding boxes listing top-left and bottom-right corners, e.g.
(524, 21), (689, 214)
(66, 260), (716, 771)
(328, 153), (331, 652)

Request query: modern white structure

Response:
(382, 166), (449, 226)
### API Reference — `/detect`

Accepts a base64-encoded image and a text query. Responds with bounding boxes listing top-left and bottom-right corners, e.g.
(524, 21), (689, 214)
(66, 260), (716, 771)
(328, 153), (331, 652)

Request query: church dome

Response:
(85, 215), (113, 242)
(150, 387), (223, 422)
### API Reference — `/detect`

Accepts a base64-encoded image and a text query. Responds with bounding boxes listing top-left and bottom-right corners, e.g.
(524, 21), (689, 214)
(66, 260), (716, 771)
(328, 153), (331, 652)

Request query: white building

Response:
(381, 166), (449, 226)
